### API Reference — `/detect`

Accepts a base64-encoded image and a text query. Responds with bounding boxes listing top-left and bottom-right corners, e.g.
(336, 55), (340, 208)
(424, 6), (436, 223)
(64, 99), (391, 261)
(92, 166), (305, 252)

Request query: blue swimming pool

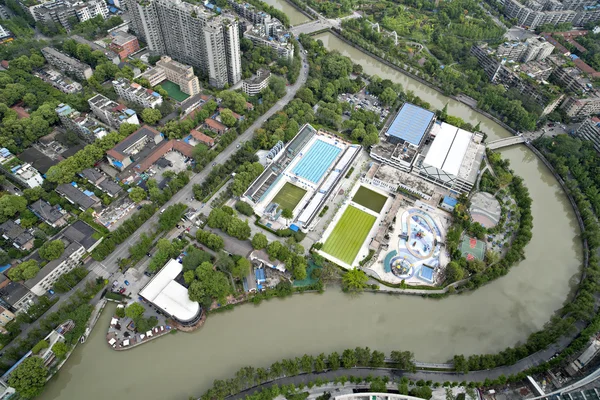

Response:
(292, 140), (341, 184)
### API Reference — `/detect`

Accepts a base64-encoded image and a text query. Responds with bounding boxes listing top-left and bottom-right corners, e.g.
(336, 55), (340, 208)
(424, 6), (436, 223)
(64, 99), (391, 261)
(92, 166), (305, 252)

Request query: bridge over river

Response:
(486, 136), (526, 149)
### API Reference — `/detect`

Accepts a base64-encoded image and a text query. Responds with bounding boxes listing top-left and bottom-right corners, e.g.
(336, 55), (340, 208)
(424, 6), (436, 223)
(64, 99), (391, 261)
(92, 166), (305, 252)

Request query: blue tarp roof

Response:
(387, 103), (435, 146)
(109, 6), (118, 12)
(290, 224), (299, 232)
(442, 195), (458, 208)
(256, 268), (266, 282)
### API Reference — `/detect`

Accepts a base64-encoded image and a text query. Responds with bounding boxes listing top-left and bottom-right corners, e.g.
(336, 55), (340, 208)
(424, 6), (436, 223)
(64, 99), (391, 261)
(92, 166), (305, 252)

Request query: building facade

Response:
(574, 117), (600, 152)
(40, 47), (93, 81)
(113, 78), (163, 109)
(88, 94), (139, 129)
(109, 31), (140, 60)
(242, 69), (270, 96)
(155, 56), (201, 95)
(561, 94), (600, 118)
(123, 0), (241, 88)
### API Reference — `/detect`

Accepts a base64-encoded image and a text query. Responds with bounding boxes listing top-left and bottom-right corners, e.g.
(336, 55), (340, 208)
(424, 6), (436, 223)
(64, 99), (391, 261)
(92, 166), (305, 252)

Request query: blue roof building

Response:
(440, 195), (458, 212)
(385, 103), (435, 147)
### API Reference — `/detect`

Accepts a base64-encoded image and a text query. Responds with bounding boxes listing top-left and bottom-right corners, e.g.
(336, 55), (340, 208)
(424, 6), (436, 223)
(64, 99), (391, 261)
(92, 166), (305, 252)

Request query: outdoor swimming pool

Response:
(292, 139), (341, 183)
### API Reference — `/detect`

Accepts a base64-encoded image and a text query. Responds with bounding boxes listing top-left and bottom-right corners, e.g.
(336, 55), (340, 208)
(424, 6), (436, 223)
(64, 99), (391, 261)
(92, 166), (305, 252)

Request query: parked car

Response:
(119, 288), (126, 294)
(48, 289), (55, 295)
(124, 280), (130, 286)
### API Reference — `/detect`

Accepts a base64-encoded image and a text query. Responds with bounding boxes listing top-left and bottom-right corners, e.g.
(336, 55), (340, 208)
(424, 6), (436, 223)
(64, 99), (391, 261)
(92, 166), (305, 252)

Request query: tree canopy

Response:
(38, 240), (65, 261)
(341, 268), (369, 293)
(8, 357), (48, 399)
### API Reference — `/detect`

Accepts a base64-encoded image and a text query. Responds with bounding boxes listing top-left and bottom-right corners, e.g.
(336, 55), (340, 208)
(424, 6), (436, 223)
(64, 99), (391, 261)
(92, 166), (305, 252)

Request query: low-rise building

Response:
(243, 19), (293, 60)
(0, 148), (44, 188)
(561, 93), (600, 118)
(40, 47), (93, 81)
(574, 116), (600, 152)
(139, 67), (166, 87)
(0, 220), (34, 251)
(189, 129), (215, 147)
(0, 24), (13, 44)
(242, 69), (270, 96)
(139, 259), (202, 326)
(56, 183), (102, 211)
(55, 103), (108, 141)
(29, 200), (68, 228)
(72, 35), (120, 65)
(204, 118), (227, 134)
(24, 221), (101, 296)
(88, 94), (140, 129)
(362, 162), (434, 200)
(0, 281), (35, 313)
(34, 68), (82, 94)
(106, 125), (164, 171)
(113, 78), (163, 109)
(108, 31), (139, 60)
(0, 305), (15, 329)
(80, 168), (123, 197)
(155, 56), (201, 96)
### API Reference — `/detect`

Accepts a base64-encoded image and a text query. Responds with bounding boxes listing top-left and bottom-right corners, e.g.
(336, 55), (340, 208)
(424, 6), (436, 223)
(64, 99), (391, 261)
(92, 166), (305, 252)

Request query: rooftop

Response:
(386, 103), (435, 146)
(62, 220), (99, 250)
(56, 183), (101, 210)
(0, 282), (30, 307)
(107, 125), (161, 161)
(205, 118), (226, 131)
(110, 31), (138, 46)
(0, 220), (33, 246)
(371, 163), (435, 196)
(29, 200), (64, 224)
(41, 47), (91, 70)
(24, 241), (83, 289)
(18, 147), (59, 175)
(131, 139), (194, 173)
(139, 259), (200, 323)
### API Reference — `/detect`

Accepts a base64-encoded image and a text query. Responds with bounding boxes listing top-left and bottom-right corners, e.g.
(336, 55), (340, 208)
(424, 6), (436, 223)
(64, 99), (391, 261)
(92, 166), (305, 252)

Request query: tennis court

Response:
(352, 186), (388, 213)
(159, 80), (189, 102)
(322, 205), (376, 265)
(292, 139), (341, 183)
(271, 182), (306, 212)
(460, 236), (486, 261)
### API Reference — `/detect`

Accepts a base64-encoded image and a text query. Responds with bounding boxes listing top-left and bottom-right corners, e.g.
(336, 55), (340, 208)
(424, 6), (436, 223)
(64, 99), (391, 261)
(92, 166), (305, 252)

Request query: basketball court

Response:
(460, 236), (485, 261)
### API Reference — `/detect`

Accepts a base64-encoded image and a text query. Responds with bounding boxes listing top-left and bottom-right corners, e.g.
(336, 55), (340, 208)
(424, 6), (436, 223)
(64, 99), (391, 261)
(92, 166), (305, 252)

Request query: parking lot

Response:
(338, 90), (391, 123)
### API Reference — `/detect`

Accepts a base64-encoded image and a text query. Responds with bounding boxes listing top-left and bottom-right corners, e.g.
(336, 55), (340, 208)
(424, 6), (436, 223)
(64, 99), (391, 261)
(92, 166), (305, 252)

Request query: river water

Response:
(41, 32), (581, 400)
(262, 0), (309, 25)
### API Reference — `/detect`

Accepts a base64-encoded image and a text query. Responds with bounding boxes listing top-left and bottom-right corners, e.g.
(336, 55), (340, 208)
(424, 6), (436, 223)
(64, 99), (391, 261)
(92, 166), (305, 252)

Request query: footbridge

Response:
(486, 136), (526, 150)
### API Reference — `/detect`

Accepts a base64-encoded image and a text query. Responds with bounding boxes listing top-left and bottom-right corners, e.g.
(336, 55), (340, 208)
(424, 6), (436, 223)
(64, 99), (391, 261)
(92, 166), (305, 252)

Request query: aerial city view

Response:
(0, 0), (598, 398)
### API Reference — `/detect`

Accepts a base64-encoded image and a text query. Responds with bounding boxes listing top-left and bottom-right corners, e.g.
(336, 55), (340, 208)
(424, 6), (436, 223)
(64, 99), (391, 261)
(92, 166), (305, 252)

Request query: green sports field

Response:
(352, 186), (388, 213)
(272, 183), (306, 212)
(159, 80), (189, 102)
(322, 205), (376, 265)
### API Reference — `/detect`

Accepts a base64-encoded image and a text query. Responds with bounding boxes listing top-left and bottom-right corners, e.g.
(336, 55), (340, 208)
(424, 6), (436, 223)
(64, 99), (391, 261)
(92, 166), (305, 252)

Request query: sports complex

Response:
(243, 124), (360, 231)
(318, 184), (390, 268)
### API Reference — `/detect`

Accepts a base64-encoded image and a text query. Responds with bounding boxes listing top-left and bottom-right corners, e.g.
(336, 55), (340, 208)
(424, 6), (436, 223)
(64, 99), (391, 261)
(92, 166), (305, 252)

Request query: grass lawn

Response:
(352, 186), (388, 213)
(159, 80), (189, 102)
(322, 205), (376, 265)
(272, 183), (306, 212)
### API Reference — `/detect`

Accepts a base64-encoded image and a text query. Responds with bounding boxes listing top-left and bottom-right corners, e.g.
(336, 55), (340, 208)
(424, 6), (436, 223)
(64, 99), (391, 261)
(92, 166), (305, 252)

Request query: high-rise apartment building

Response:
(123, 0), (241, 88)
(500, 0), (600, 28)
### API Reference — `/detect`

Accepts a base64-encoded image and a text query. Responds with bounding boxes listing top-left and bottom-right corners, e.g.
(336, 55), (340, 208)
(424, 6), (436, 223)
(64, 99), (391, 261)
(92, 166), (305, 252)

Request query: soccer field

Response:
(272, 183), (306, 212)
(322, 206), (376, 265)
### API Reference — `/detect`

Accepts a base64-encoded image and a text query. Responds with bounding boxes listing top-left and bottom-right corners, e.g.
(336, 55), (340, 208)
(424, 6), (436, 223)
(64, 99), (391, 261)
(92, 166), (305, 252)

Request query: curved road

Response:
(0, 44), (309, 363)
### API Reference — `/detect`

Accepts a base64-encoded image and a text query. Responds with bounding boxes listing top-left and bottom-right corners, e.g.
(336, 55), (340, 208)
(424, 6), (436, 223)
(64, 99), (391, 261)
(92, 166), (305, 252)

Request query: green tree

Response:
(281, 208), (293, 219)
(125, 302), (145, 320)
(219, 108), (237, 128)
(141, 108), (162, 125)
(370, 350), (385, 367)
(0, 194), (27, 221)
(128, 187), (147, 203)
(445, 261), (464, 283)
(379, 86), (397, 106)
(8, 259), (39, 281)
(315, 353), (326, 372)
(327, 351), (340, 370)
(232, 257), (251, 279)
(252, 233), (268, 250)
(31, 339), (49, 354)
(370, 377), (388, 393)
(341, 268), (368, 293)
(39, 239), (65, 261)
(8, 357), (48, 399)
(341, 348), (357, 368)
(115, 307), (126, 318)
(51, 342), (69, 358)
(158, 203), (187, 231)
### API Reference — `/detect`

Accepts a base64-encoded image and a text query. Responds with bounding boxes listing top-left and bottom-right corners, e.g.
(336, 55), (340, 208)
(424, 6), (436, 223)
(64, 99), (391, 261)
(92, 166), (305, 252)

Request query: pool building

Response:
(243, 124), (360, 231)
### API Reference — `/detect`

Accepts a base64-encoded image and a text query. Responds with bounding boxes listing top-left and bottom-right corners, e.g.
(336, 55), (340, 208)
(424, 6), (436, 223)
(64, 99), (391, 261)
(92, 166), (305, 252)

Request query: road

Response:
(0, 45), (309, 361)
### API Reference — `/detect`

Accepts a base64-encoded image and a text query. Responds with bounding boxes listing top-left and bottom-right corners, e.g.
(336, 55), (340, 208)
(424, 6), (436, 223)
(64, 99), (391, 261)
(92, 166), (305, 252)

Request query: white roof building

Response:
(139, 259), (201, 326)
(415, 122), (485, 193)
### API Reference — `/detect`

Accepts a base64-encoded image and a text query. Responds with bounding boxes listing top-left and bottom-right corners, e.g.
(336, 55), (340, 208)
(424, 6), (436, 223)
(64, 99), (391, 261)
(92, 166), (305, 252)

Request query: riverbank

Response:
(325, 29), (521, 137)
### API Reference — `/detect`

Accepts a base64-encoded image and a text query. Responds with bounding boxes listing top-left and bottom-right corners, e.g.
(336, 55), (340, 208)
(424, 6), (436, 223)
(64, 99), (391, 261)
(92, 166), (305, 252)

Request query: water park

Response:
(369, 201), (450, 286)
